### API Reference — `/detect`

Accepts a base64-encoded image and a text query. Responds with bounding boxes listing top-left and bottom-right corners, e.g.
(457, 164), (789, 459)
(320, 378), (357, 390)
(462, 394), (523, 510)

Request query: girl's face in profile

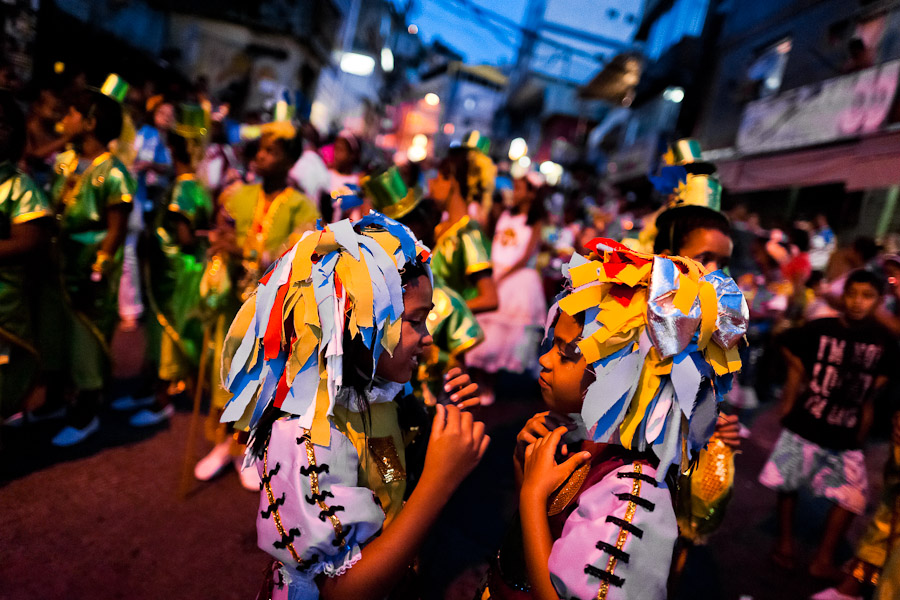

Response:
(537, 311), (595, 414)
(374, 274), (434, 383)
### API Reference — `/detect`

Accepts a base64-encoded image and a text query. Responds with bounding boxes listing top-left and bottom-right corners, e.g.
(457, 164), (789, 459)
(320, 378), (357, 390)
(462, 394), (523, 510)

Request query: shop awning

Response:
(717, 129), (900, 192)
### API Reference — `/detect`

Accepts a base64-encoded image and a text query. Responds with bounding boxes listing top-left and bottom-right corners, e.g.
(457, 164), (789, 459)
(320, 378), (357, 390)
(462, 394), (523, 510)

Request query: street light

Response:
(424, 93), (440, 106)
(508, 137), (528, 161)
(662, 86), (684, 103)
(381, 48), (394, 73)
(340, 52), (376, 77)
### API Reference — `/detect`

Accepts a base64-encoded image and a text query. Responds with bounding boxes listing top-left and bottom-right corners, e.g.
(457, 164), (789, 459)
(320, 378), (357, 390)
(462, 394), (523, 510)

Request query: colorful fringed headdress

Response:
(553, 238), (747, 480)
(219, 214), (432, 448)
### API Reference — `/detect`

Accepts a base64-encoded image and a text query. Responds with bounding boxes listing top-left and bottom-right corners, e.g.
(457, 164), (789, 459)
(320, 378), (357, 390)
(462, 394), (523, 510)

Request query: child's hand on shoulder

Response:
(520, 426), (591, 505)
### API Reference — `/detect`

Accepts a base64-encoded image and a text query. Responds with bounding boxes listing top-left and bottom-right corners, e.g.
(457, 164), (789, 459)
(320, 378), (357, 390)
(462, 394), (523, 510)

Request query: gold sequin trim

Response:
(597, 463), (643, 600)
(368, 436), (407, 484)
(303, 437), (346, 547)
(263, 448), (302, 564)
(548, 462), (590, 516)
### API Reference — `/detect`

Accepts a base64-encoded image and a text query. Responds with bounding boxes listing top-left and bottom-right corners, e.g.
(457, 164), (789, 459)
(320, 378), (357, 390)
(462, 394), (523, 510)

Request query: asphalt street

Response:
(0, 330), (891, 599)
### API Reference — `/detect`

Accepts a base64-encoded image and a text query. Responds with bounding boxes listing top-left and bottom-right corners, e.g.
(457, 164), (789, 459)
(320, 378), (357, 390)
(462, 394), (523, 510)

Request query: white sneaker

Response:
(129, 404), (175, 427)
(51, 417), (100, 447)
(194, 440), (233, 481)
(236, 458), (261, 491)
(110, 395), (155, 411)
(810, 588), (862, 600)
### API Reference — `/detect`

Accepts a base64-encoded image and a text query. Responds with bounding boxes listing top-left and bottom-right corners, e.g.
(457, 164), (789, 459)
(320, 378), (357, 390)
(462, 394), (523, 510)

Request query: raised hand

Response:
(521, 426), (591, 504)
(443, 367), (480, 409)
(421, 404), (490, 491)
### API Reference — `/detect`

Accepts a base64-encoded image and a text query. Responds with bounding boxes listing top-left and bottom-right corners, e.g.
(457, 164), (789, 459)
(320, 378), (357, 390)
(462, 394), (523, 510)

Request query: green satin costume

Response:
(51, 149), (136, 390)
(146, 174), (213, 381)
(414, 215), (490, 403)
(417, 284), (484, 403)
(430, 215), (492, 301)
(0, 162), (52, 416)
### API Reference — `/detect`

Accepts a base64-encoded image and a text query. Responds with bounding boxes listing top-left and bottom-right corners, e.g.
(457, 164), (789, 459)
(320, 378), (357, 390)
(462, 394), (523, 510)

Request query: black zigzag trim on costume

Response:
(260, 462), (281, 485)
(596, 540), (629, 562)
(300, 463), (330, 476)
(606, 515), (644, 538)
(273, 527), (301, 549)
(318, 505), (345, 522)
(616, 471), (658, 486)
(614, 492), (655, 511)
(261, 493), (286, 519)
(296, 554), (321, 572)
(305, 490), (335, 504)
(332, 524), (352, 547)
(584, 564), (624, 587)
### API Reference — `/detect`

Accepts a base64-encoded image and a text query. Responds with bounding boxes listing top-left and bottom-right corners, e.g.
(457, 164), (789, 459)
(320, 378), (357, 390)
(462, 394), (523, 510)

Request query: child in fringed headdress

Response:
(219, 214), (490, 599)
(481, 237), (747, 599)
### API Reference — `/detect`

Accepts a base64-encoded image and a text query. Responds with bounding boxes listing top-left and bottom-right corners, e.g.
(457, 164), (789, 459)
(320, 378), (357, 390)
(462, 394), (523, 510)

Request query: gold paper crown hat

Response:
(552, 237), (747, 480)
(361, 166), (422, 220)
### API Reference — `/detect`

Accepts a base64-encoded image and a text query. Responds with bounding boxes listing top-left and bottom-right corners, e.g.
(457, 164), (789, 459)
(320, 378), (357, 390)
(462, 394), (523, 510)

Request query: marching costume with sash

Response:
(0, 162), (52, 416)
(218, 214), (431, 598)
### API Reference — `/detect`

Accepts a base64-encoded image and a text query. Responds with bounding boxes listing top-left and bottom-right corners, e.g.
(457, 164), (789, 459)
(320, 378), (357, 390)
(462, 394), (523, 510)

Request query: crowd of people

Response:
(1, 68), (899, 600)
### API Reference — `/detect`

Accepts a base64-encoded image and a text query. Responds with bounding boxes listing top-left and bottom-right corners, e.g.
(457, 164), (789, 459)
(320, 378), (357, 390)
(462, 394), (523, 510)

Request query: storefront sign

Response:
(736, 59), (900, 154)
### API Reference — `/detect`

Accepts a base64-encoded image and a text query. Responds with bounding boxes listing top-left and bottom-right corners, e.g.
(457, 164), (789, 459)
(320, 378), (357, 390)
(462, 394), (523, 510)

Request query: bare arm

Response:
(0, 221), (49, 265)
(466, 271), (499, 313)
(99, 204), (129, 258)
(317, 405), (489, 600)
(857, 375), (888, 444)
(779, 347), (806, 418)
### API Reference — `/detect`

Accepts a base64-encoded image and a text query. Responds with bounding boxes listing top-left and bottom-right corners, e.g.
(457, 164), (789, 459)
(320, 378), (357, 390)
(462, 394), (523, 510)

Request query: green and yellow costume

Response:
(204, 182), (318, 441)
(0, 162), (52, 416)
(430, 215), (492, 302)
(146, 173), (213, 382)
(418, 285), (483, 403)
(50, 150), (135, 391)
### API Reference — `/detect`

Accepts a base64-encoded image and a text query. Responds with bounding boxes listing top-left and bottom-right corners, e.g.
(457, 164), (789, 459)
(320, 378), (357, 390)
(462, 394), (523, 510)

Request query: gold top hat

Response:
(174, 103), (209, 139)
(361, 167), (421, 220)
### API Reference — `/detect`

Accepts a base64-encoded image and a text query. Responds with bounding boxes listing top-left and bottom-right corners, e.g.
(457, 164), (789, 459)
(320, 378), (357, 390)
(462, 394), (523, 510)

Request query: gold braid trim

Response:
(303, 437), (346, 547)
(597, 463), (643, 600)
(263, 448), (302, 564)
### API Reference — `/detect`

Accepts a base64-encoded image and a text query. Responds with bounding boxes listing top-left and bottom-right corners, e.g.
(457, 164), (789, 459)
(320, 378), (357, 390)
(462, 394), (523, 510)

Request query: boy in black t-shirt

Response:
(759, 269), (899, 578)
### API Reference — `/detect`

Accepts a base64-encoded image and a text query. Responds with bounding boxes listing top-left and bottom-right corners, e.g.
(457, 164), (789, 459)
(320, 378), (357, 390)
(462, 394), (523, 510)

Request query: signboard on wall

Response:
(736, 59), (900, 154)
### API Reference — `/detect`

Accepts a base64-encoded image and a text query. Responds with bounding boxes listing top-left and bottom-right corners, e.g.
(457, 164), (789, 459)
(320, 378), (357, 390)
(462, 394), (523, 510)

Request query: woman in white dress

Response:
(466, 172), (548, 404)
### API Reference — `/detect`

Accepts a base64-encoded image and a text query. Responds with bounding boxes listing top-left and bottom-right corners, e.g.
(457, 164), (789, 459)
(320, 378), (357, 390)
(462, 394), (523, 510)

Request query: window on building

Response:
(746, 38), (791, 99)
(645, 0), (710, 61)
